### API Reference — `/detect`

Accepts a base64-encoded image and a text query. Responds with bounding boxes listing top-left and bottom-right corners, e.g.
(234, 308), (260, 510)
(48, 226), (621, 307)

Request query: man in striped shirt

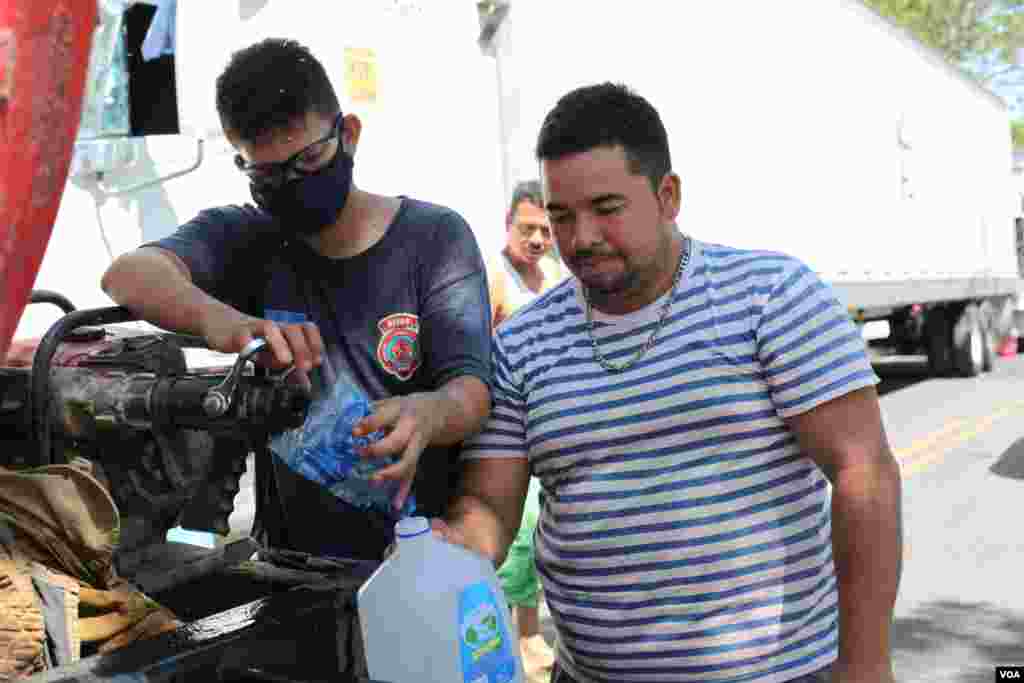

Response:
(437, 83), (903, 683)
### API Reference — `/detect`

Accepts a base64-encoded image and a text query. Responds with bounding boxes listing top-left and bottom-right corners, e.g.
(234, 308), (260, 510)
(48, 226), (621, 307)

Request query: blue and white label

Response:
(458, 582), (517, 683)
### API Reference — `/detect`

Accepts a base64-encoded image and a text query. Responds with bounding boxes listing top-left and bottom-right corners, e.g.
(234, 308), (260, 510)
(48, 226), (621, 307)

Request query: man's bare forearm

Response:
(101, 249), (239, 337)
(430, 375), (492, 447)
(445, 493), (517, 567)
(831, 455), (903, 673)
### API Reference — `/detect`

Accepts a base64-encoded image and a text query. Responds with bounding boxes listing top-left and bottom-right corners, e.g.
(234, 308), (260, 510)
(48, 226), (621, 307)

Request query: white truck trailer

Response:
(480, 0), (1024, 377)
(18, 0), (1024, 379)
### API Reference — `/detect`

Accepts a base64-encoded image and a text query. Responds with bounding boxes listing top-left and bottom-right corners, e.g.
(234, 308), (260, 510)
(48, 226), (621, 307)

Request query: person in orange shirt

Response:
(488, 181), (564, 329)
(486, 181), (563, 681)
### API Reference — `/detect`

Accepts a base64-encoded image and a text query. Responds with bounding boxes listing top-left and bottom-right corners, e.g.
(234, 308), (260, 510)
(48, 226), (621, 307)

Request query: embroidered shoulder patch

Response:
(376, 313), (420, 381)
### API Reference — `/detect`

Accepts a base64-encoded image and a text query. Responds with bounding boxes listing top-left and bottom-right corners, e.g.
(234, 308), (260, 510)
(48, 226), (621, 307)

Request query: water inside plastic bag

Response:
(269, 372), (415, 518)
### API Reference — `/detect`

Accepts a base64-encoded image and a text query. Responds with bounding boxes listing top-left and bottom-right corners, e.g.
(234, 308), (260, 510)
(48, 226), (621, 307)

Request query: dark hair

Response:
(216, 38), (340, 142)
(535, 82), (671, 190)
(509, 179), (543, 215)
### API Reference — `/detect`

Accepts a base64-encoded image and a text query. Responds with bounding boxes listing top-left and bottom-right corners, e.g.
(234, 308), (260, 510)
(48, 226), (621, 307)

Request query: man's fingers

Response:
(355, 399), (401, 437)
(244, 320), (324, 371)
(430, 518), (452, 540)
(361, 419), (411, 459)
(280, 324), (315, 371)
(255, 322), (293, 367)
(391, 478), (413, 512)
(372, 431), (426, 482)
(430, 518), (466, 548)
(227, 328), (255, 356)
(302, 322), (325, 364)
(205, 315), (325, 372)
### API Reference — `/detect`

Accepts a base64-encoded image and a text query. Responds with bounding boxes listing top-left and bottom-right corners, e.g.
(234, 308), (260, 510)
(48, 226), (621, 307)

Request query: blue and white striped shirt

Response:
(462, 239), (879, 683)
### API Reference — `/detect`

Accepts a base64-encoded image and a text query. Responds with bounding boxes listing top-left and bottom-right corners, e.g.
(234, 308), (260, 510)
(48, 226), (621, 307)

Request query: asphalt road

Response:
(225, 353), (1024, 681)
(534, 354), (1024, 680)
(873, 353), (1024, 682)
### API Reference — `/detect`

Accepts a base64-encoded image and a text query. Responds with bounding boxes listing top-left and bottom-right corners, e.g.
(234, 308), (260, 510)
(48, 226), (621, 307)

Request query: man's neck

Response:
(503, 248), (545, 293)
(587, 231), (685, 316)
(304, 188), (399, 259)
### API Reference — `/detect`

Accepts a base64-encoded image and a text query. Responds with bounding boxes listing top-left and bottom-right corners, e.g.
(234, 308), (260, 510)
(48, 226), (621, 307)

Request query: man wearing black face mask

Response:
(100, 38), (493, 561)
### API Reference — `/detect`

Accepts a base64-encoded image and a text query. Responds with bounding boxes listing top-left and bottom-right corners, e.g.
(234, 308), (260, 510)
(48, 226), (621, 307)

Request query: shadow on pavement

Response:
(541, 598), (1024, 680)
(892, 600), (1024, 682)
(991, 437), (1024, 480)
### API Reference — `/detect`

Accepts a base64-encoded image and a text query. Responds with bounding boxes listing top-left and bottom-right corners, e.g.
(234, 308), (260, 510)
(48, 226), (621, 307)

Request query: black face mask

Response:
(251, 146), (355, 236)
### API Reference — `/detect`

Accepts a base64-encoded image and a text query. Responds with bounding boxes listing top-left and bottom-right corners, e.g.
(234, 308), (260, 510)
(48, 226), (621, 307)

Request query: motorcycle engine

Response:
(0, 301), (310, 584)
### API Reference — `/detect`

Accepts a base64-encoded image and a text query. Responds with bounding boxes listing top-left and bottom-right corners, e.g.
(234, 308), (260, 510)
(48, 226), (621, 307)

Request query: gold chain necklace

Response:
(584, 235), (691, 373)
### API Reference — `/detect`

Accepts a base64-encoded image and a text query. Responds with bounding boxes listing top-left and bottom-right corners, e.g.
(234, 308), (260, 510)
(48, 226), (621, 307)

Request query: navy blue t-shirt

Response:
(148, 198), (492, 559)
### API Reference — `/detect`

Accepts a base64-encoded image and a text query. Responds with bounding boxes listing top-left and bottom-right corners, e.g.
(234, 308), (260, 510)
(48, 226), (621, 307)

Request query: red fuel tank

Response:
(0, 0), (96, 359)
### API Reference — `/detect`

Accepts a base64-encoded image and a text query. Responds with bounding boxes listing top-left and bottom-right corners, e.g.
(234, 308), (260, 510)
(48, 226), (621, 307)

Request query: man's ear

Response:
(658, 172), (682, 221)
(342, 113), (363, 155)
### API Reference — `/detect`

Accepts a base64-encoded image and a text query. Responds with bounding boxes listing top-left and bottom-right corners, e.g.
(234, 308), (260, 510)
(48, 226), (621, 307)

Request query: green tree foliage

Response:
(864, 2), (1024, 145)
(1012, 118), (1024, 144)
(863, 0), (1024, 83)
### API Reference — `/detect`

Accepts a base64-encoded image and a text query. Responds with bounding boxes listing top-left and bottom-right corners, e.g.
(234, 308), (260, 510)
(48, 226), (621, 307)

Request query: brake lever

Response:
(202, 338), (295, 418)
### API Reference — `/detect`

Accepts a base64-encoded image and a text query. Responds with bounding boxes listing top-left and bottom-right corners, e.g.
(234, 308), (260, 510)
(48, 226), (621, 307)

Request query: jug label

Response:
(458, 581), (517, 683)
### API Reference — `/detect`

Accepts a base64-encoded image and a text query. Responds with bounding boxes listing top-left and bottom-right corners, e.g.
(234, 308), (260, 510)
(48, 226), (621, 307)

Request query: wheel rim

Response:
(970, 323), (984, 369)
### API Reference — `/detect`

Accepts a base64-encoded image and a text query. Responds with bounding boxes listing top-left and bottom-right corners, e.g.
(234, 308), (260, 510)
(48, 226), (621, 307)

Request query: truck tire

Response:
(981, 297), (1009, 372)
(925, 306), (953, 377)
(952, 303), (986, 377)
(982, 328), (996, 373)
(988, 296), (1015, 340)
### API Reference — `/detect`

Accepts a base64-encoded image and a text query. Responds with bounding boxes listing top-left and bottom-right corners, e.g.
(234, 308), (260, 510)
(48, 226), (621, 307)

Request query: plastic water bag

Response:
(269, 373), (415, 518)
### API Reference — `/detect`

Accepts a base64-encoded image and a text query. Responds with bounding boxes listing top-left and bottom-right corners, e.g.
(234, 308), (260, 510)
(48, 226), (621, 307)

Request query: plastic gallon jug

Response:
(358, 517), (523, 683)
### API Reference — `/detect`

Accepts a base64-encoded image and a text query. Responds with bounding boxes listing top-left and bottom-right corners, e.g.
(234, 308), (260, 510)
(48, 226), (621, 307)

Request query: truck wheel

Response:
(925, 306), (953, 377)
(988, 296), (1015, 340)
(982, 328), (996, 373)
(952, 303), (985, 377)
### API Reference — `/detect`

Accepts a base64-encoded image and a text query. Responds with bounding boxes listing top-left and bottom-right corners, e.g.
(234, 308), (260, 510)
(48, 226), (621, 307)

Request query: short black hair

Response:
(215, 38), (340, 142)
(509, 179), (543, 215)
(535, 83), (671, 190)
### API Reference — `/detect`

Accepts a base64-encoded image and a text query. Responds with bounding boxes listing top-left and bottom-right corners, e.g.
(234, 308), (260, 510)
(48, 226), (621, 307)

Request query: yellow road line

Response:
(894, 418), (968, 461)
(894, 400), (1024, 476)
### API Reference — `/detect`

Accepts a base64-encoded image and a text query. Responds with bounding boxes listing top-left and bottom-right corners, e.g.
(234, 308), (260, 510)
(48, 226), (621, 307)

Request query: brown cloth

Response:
(0, 462), (180, 678)
(0, 464), (119, 589)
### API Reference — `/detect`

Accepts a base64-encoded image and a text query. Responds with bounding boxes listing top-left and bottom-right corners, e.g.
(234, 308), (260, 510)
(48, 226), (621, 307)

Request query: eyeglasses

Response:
(234, 113), (343, 191)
